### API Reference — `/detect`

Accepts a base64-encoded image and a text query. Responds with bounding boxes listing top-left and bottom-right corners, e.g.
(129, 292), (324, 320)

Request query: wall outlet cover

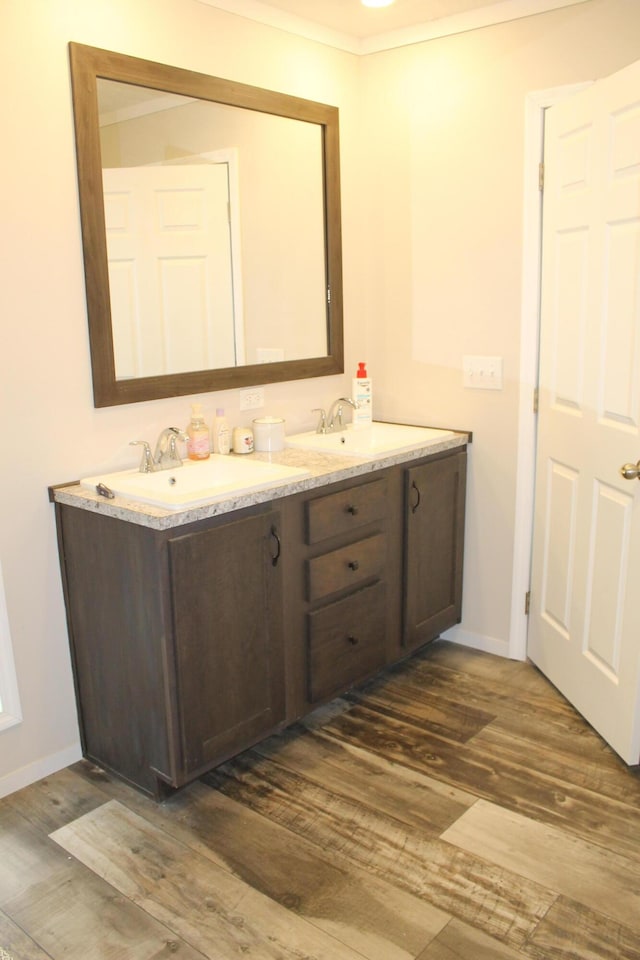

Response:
(239, 387), (265, 410)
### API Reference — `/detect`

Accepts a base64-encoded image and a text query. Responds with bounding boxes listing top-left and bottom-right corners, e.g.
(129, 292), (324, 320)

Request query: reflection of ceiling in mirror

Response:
(98, 80), (191, 126)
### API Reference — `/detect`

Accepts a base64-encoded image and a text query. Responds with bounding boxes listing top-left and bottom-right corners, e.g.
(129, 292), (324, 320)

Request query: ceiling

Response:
(195, 0), (591, 52)
(237, 0), (498, 38)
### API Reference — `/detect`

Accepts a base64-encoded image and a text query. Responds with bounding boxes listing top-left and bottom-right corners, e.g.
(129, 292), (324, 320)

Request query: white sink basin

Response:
(81, 456), (310, 511)
(286, 422), (455, 458)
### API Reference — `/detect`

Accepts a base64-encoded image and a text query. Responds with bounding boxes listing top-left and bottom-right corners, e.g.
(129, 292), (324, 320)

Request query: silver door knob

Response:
(620, 460), (640, 481)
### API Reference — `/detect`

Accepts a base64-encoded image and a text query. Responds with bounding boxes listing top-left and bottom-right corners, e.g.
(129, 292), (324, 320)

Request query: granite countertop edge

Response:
(51, 431), (468, 531)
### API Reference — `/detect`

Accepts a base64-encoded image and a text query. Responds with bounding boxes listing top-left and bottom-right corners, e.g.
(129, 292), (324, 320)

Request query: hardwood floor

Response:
(1, 640), (639, 959)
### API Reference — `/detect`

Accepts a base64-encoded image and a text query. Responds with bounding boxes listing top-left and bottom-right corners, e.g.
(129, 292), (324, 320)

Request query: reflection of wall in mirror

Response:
(99, 93), (328, 372)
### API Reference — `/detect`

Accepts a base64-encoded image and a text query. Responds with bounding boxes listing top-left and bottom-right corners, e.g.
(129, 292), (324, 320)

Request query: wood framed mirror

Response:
(69, 43), (344, 407)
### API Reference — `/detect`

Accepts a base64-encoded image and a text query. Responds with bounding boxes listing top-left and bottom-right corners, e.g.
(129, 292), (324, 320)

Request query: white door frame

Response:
(509, 82), (592, 661)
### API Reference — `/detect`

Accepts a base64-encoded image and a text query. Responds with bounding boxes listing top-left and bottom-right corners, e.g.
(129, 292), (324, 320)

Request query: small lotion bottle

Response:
(352, 362), (373, 428)
(212, 408), (231, 455)
(186, 403), (210, 460)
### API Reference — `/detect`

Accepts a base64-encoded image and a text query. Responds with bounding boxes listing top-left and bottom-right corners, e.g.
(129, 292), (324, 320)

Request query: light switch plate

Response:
(463, 355), (504, 390)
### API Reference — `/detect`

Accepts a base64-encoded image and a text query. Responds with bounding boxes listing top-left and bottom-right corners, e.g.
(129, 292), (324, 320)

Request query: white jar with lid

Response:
(253, 417), (285, 452)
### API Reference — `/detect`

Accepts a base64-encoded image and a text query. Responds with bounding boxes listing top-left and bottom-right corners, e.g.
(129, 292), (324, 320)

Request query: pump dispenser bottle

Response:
(186, 403), (210, 460)
(352, 362), (373, 428)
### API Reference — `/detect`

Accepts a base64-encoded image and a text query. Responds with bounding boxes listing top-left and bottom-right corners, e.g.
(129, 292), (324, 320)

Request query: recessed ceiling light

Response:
(362, 0), (395, 8)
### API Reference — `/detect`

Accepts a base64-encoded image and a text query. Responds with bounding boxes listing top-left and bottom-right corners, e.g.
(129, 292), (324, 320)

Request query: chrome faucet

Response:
(154, 427), (188, 468)
(130, 440), (155, 473)
(130, 427), (188, 472)
(327, 397), (359, 433)
(312, 407), (328, 434)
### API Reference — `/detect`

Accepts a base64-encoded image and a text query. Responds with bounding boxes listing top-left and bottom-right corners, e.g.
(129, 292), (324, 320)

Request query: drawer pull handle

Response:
(348, 559), (360, 571)
(346, 504), (359, 516)
(411, 480), (421, 514)
(347, 634), (359, 645)
(270, 525), (281, 567)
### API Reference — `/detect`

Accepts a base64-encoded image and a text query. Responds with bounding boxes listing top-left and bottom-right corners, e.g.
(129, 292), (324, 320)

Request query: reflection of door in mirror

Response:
(103, 161), (243, 379)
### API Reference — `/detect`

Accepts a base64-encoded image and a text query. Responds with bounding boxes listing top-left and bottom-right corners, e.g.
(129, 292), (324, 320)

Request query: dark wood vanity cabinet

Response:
(403, 451), (467, 650)
(56, 503), (284, 797)
(55, 445), (466, 798)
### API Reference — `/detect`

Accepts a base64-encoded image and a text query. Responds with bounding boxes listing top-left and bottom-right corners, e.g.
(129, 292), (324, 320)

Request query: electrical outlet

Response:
(239, 387), (265, 411)
(463, 355), (504, 390)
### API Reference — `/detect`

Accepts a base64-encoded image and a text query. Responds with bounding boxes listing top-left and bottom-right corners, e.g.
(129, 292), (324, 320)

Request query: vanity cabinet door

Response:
(168, 509), (285, 778)
(403, 451), (466, 650)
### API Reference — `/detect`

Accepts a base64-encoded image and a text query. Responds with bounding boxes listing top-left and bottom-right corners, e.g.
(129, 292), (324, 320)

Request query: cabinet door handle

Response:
(411, 480), (421, 514)
(346, 504), (359, 516)
(348, 559), (360, 571)
(270, 525), (281, 567)
(347, 634), (359, 645)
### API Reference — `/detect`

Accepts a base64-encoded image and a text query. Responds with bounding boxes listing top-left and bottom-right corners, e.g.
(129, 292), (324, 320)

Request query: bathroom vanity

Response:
(52, 428), (467, 798)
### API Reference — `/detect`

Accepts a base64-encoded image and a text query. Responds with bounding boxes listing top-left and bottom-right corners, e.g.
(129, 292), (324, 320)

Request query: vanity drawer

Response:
(308, 581), (386, 703)
(306, 478), (387, 545)
(307, 533), (385, 602)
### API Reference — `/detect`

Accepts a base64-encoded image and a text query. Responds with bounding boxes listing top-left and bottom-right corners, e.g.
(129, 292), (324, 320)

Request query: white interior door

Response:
(103, 163), (237, 379)
(528, 59), (640, 764)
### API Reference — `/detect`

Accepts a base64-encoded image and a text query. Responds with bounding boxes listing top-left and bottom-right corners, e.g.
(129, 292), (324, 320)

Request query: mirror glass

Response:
(69, 44), (344, 406)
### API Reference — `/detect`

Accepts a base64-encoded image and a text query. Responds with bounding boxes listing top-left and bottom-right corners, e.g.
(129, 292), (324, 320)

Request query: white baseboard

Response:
(0, 742), (83, 799)
(441, 625), (512, 660)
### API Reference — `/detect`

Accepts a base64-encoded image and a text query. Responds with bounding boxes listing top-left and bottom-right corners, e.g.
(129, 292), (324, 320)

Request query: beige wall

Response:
(1, 0), (639, 794)
(359, 0), (640, 653)
(0, 0), (362, 796)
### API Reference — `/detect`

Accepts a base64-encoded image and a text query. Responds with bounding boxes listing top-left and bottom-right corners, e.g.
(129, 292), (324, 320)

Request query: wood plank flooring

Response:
(2, 640), (640, 959)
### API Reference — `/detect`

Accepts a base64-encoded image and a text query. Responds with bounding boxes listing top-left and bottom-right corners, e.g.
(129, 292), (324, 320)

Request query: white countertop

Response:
(51, 429), (468, 531)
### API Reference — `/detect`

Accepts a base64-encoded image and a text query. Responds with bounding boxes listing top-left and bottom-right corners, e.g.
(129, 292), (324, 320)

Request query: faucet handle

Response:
(155, 426), (188, 464)
(167, 430), (188, 459)
(327, 396), (359, 432)
(130, 440), (154, 473)
(312, 407), (327, 434)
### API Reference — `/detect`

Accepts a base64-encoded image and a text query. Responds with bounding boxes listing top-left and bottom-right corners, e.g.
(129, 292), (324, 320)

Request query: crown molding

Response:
(195, 0), (359, 52)
(194, 0), (593, 54)
(361, 0), (592, 53)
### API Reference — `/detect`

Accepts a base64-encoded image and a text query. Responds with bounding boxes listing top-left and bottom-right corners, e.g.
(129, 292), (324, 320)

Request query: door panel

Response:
(529, 58), (640, 764)
(539, 460), (577, 637)
(584, 482), (631, 675)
